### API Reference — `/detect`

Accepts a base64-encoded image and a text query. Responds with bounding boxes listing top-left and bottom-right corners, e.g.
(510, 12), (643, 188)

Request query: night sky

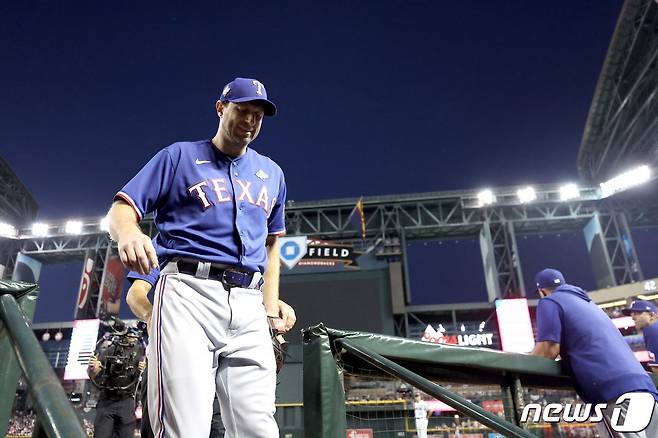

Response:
(5, 1), (654, 323)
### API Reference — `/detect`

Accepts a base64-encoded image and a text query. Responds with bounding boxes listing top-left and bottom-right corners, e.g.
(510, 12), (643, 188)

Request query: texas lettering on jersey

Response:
(188, 177), (277, 215)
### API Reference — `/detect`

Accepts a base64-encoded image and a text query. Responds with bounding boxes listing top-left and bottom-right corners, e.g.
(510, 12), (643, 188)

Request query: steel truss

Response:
(0, 155), (38, 225)
(599, 211), (644, 285)
(1, 184), (656, 312)
(579, 0), (658, 181)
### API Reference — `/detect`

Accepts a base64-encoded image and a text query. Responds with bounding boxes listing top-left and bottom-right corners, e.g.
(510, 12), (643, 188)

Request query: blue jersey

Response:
(643, 321), (658, 363)
(127, 267), (160, 287)
(115, 140), (286, 273)
(536, 284), (658, 403)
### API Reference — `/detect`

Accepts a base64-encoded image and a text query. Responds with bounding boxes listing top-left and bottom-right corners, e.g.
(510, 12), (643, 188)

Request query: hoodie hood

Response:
(553, 284), (591, 302)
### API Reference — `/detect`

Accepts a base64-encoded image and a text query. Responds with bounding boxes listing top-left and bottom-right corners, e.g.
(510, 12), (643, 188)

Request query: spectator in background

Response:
(6, 410), (36, 435)
(622, 300), (658, 366)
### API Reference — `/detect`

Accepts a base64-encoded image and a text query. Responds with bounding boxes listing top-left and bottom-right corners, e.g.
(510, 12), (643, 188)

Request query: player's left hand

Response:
(138, 360), (146, 373)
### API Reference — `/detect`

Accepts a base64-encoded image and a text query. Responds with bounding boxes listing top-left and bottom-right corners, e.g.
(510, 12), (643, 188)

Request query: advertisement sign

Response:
(422, 325), (494, 347)
(301, 241), (359, 267)
(97, 255), (125, 317)
(495, 298), (535, 353)
(279, 236), (308, 269)
(482, 399), (504, 415)
(279, 237), (360, 269)
(76, 257), (94, 311)
(63, 319), (100, 380)
(426, 399), (457, 413)
(346, 430), (373, 438)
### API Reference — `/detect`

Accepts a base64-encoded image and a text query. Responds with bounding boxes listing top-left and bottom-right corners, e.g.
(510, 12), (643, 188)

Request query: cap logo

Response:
(252, 80), (264, 96)
(222, 85), (231, 98)
(554, 278), (561, 284)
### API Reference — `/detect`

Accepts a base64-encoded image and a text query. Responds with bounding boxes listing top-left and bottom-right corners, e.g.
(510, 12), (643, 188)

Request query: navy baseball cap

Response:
(220, 77), (277, 116)
(622, 300), (658, 315)
(535, 268), (566, 290)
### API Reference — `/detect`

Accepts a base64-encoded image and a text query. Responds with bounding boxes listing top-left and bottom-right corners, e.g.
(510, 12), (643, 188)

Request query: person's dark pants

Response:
(140, 363), (224, 438)
(210, 397), (225, 438)
(93, 396), (135, 438)
(140, 368), (154, 438)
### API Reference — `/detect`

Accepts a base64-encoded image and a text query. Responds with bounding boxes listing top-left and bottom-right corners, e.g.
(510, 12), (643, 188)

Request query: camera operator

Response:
(88, 318), (146, 438)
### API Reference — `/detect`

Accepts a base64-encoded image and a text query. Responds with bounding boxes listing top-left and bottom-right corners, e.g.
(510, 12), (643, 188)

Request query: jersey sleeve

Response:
(267, 172), (287, 236)
(114, 148), (175, 220)
(126, 267), (160, 287)
(535, 298), (562, 344)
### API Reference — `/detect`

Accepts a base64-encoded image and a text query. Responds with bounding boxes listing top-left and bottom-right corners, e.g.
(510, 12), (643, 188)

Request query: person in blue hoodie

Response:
(530, 268), (658, 437)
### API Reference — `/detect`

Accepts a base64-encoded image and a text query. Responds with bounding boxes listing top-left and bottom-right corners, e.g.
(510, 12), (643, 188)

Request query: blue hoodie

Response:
(536, 284), (658, 403)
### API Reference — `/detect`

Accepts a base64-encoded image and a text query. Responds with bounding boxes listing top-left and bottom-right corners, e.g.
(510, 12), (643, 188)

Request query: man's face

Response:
(631, 311), (653, 329)
(218, 101), (265, 147)
(538, 288), (551, 298)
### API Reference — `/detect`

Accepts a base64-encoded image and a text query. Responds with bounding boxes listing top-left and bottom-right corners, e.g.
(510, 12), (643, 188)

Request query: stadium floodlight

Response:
(31, 223), (49, 237)
(0, 222), (17, 238)
(559, 183), (580, 201)
(477, 189), (495, 207)
(65, 220), (83, 235)
(600, 165), (651, 198)
(100, 216), (110, 232)
(517, 186), (536, 203)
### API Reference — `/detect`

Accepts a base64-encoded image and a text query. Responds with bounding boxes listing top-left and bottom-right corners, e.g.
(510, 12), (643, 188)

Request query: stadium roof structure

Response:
(578, 0), (658, 182)
(0, 154), (38, 226)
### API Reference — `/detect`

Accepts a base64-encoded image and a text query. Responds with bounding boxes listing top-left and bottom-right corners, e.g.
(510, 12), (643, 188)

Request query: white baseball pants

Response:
(147, 262), (278, 438)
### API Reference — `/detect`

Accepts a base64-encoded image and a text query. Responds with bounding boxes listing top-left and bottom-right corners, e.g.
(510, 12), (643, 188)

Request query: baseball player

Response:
(531, 268), (658, 437)
(622, 300), (658, 367)
(107, 77), (295, 437)
(412, 392), (429, 438)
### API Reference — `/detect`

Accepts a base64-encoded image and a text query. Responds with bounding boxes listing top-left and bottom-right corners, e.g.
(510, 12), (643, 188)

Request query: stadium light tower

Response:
(517, 186), (536, 204)
(0, 222), (17, 238)
(559, 183), (580, 201)
(65, 220), (83, 235)
(477, 189), (495, 207)
(600, 165), (651, 198)
(31, 223), (49, 237)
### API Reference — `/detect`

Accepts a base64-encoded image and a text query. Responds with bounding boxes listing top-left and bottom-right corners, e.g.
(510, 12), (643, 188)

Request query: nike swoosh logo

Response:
(195, 159), (211, 165)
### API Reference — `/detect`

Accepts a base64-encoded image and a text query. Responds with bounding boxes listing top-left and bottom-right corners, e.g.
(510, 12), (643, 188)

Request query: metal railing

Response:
(335, 338), (535, 438)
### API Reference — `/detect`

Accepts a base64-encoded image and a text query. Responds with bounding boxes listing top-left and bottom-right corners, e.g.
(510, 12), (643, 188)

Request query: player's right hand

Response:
(117, 229), (158, 275)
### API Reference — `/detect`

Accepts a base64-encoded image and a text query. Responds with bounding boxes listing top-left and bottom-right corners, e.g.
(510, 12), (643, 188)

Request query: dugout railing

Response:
(302, 324), (658, 438)
(0, 279), (87, 438)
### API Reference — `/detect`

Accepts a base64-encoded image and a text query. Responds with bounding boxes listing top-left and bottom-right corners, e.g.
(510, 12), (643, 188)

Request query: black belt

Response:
(176, 261), (262, 290)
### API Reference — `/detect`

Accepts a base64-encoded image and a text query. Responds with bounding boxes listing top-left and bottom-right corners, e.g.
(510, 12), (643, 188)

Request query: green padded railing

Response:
(0, 279), (86, 438)
(303, 324), (657, 438)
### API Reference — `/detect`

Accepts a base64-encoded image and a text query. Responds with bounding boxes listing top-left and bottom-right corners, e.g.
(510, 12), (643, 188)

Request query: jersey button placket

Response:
(229, 161), (245, 258)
